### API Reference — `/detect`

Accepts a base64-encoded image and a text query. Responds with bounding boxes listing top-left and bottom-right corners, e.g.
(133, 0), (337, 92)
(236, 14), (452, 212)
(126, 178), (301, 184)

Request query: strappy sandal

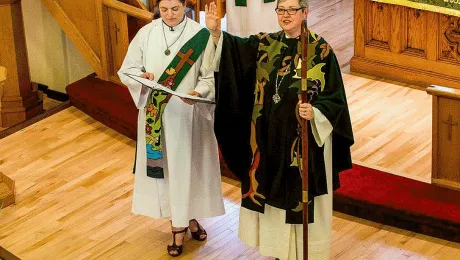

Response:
(167, 227), (188, 257)
(189, 219), (207, 242)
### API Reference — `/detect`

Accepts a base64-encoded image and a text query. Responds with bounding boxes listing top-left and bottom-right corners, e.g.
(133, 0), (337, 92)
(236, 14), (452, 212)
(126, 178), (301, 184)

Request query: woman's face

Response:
(276, 0), (308, 37)
(159, 0), (186, 27)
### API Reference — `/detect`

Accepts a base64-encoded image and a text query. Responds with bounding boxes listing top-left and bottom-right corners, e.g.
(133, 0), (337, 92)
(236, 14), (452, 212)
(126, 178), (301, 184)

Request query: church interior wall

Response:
(21, 0), (93, 94)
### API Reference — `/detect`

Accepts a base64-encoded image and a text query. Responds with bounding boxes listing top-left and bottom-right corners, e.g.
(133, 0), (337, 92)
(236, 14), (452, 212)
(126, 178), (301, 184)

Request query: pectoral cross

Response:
(112, 22), (120, 44)
(442, 114), (458, 141)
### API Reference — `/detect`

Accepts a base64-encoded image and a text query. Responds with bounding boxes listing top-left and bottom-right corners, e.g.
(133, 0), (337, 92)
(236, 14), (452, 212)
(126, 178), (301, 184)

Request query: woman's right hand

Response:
(205, 2), (219, 34)
(140, 72), (154, 81)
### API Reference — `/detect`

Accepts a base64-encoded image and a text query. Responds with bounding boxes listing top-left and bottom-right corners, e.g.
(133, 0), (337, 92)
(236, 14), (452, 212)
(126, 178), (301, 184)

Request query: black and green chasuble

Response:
(215, 30), (354, 224)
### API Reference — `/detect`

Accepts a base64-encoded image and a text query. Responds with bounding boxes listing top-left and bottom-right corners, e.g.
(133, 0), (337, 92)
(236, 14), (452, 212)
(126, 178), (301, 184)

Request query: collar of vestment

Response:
(162, 16), (187, 32)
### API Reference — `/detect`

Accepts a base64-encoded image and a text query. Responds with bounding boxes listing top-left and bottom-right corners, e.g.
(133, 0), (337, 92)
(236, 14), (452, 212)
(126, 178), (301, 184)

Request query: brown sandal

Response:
(167, 227), (188, 257)
(189, 219), (207, 241)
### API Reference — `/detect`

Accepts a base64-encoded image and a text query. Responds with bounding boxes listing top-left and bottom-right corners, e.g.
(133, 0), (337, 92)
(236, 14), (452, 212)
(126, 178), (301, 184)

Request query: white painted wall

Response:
(21, 0), (93, 93)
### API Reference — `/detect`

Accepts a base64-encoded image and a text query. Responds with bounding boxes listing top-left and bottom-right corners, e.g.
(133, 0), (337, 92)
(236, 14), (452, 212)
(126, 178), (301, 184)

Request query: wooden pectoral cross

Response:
(177, 49), (195, 70)
(442, 114), (458, 141)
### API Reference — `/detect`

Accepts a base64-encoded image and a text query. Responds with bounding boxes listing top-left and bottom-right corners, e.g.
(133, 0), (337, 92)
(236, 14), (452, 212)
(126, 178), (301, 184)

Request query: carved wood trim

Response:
(352, 0), (460, 90)
(350, 56), (460, 89)
(444, 17), (460, 59)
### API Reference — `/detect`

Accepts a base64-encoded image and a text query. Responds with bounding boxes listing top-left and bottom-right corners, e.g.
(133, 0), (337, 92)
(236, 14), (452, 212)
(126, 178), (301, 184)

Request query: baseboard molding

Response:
(0, 101), (71, 140)
(34, 82), (69, 102)
(350, 56), (460, 90)
(46, 89), (69, 102)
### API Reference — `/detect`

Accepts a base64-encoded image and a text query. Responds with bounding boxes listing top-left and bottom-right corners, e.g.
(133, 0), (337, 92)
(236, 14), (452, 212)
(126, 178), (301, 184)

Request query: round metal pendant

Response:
(272, 93), (281, 104)
(165, 49), (171, 56)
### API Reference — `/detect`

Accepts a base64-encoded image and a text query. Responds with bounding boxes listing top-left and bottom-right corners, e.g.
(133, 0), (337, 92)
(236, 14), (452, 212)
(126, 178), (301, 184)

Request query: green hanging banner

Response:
(235, 0), (246, 6)
(235, 0), (275, 7)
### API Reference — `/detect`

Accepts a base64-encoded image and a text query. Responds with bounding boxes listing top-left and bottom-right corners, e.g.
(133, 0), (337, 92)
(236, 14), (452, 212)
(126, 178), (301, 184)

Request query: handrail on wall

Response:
(103, 0), (153, 21)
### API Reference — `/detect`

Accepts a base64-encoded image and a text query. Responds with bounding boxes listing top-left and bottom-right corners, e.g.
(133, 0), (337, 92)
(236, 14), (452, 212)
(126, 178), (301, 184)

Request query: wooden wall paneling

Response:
(354, 0), (365, 57)
(364, 47), (460, 79)
(406, 8), (427, 56)
(0, 67), (5, 125)
(439, 15), (460, 64)
(107, 9), (129, 80)
(427, 86), (460, 190)
(390, 4), (406, 54)
(426, 11), (439, 62)
(436, 97), (460, 189)
(56, 1), (102, 58)
(368, 1), (390, 47)
(351, 57), (460, 90)
(431, 94), (439, 180)
(96, 0), (110, 81)
(351, 0), (460, 90)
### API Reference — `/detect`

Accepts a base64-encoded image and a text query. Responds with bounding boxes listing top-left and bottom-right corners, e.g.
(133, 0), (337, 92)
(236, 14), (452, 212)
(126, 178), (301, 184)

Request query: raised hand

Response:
(205, 2), (219, 34)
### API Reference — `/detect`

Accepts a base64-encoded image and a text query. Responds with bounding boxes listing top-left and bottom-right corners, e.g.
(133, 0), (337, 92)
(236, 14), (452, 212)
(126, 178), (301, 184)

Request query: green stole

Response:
(145, 28), (210, 179)
(235, 0), (275, 6)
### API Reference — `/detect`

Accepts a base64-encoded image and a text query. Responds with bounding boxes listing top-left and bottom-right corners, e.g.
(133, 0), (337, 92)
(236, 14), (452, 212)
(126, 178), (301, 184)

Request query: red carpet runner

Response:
(67, 74), (460, 243)
(334, 165), (460, 242)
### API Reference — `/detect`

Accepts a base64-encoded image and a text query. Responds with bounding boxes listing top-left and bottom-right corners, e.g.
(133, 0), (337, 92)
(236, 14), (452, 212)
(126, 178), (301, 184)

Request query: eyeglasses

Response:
(275, 7), (305, 15)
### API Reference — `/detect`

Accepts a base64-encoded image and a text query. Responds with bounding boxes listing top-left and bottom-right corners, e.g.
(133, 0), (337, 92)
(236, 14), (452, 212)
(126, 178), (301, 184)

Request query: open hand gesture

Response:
(205, 2), (219, 33)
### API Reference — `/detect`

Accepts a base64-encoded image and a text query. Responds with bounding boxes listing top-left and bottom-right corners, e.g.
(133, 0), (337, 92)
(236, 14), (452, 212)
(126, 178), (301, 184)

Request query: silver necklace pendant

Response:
(165, 49), (171, 56)
(272, 93), (281, 104)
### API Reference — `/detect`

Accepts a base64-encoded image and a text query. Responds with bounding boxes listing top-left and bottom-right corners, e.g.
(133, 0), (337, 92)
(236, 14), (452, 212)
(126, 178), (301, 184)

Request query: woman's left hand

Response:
(181, 91), (201, 105)
(298, 101), (314, 120)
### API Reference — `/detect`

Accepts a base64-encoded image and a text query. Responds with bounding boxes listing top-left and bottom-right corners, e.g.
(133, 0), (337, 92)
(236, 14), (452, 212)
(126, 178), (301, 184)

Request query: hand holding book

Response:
(124, 73), (215, 104)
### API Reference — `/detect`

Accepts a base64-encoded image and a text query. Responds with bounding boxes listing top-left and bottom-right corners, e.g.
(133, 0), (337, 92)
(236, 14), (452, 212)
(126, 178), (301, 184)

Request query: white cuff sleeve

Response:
(211, 33), (224, 72)
(310, 107), (333, 147)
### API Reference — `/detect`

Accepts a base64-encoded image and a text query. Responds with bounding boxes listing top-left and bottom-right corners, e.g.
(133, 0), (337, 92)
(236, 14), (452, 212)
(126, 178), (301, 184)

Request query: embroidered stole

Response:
(145, 28), (210, 179)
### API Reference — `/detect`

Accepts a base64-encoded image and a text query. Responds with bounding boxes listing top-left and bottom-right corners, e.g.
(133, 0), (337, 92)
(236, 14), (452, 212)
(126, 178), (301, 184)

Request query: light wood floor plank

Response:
(0, 0), (456, 259)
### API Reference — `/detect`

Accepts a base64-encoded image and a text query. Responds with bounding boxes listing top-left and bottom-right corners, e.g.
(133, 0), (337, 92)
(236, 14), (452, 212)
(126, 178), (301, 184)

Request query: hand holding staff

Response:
(300, 19), (310, 260)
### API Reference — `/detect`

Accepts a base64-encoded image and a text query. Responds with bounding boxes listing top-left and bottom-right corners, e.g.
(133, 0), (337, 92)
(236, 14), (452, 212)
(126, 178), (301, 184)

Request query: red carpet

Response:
(66, 75), (460, 243)
(66, 74), (138, 140)
(334, 164), (460, 243)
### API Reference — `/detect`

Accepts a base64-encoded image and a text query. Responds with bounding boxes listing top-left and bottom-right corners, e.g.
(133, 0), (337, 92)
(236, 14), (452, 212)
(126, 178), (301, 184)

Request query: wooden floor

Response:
(1, 0), (458, 259)
(0, 102), (456, 259)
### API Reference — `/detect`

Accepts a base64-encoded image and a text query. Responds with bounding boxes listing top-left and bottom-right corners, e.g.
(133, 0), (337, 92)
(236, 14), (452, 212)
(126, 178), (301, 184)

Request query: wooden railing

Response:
(102, 0), (153, 84)
(41, 0), (225, 85)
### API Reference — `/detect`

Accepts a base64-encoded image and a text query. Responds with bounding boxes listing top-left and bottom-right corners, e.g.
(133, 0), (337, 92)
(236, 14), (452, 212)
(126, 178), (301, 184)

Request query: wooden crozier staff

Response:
(300, 19), (309, 260)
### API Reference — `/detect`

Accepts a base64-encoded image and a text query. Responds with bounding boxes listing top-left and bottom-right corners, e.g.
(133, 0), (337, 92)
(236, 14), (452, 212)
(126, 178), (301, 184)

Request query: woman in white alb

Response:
(118, 0), (225, 257)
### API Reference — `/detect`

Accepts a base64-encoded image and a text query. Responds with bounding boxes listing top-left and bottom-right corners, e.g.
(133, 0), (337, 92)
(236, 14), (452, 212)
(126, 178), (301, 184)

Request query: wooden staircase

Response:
(39, 0), (225, 85)
(0, 172), (15, 209)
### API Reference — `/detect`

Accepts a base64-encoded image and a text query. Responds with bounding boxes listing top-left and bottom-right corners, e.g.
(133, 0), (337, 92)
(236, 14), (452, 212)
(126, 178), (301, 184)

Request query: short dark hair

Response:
(157, 0), (186, 6)
(277, 0), (309, 8)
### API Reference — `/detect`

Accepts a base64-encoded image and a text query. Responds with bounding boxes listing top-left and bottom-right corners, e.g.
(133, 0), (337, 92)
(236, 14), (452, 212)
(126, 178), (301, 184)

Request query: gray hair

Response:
(277, 0), (309, 8)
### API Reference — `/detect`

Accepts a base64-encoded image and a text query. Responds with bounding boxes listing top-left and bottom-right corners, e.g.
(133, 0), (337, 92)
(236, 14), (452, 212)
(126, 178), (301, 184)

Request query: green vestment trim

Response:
(145, 28), (210, 179)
